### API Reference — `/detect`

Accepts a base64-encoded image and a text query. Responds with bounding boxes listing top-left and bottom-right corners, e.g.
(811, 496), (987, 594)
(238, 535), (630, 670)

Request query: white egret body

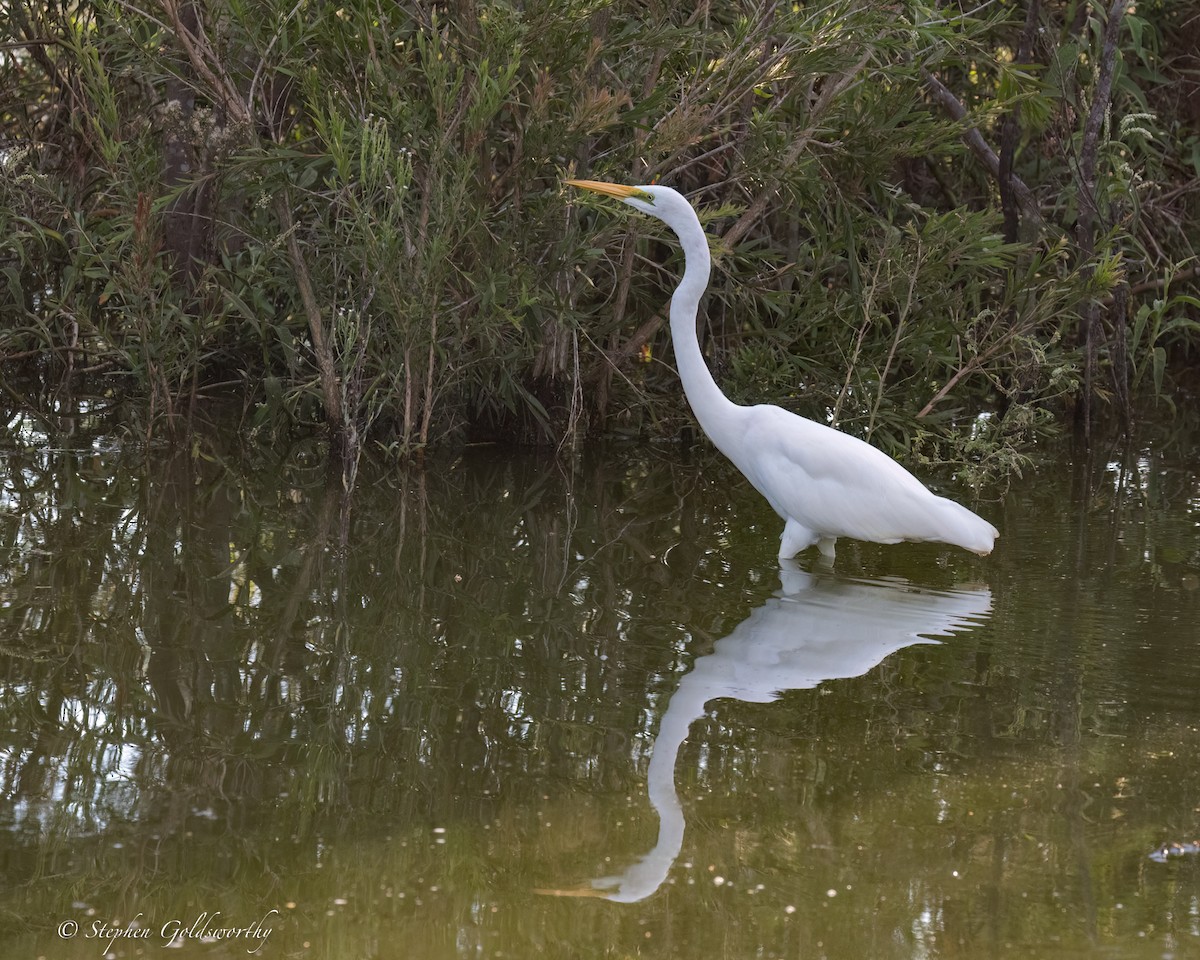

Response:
(566, 179), (998, 559)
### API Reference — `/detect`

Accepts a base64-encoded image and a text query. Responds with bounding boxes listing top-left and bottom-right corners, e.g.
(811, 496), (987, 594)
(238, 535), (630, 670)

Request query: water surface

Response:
(2, 407), (1199, 959)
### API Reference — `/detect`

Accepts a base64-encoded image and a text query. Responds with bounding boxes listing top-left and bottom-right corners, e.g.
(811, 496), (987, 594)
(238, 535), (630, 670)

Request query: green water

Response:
(2, 407), (1199, 959)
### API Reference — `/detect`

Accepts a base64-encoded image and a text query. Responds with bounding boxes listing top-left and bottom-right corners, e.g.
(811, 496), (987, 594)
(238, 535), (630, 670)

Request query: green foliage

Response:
(1129, 282), (1200, 404)
(0, 0), (1197, 469)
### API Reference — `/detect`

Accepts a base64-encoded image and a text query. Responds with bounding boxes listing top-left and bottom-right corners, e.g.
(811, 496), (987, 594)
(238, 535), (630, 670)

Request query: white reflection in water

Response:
(569, 563), (992, 903)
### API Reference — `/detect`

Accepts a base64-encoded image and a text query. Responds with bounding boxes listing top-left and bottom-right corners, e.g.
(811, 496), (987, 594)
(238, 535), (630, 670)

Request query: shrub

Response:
(1, 0), (1195, 476)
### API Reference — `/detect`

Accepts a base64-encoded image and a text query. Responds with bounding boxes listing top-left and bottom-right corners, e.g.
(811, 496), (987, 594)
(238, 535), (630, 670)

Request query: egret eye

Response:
(631, 189), (655, 204)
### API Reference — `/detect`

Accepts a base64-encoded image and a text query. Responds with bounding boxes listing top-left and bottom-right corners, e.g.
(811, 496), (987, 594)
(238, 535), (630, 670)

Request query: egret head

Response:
(564, 179), (697, 234)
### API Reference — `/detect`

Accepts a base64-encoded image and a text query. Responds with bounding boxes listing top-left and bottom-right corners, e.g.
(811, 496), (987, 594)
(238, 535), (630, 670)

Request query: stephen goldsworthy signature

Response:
(57, 909), (279, 954)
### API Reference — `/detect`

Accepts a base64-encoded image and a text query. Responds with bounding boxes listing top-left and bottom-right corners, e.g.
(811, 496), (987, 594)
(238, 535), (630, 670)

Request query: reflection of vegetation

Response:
(3, 2), (1199, 468)
(0, 408), (1198, 957)
(0, 407), (725, 833)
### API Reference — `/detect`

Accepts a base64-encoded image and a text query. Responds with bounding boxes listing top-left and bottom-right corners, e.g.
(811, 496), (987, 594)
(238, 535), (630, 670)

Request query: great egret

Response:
(565, 179), (998, 559)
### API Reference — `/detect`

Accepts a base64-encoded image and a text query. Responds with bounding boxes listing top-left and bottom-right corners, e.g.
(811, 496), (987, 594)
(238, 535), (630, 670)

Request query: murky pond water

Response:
(2, 406), (1199, 959)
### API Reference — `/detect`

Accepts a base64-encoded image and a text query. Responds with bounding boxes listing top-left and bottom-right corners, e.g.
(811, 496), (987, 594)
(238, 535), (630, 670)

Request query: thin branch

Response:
(248, 0), (306, 128)
(158, 0), (251, 125)
(921, 69), (1041, 226)
(998, 0), (1041, 242)
(1124, 264), (1200, 299)
(723, 47), (874, 250)
(7, 4), (77, 114)
(917, 357), (984, 419)
(1073, 0), (1128, 441)
(0, 39), (58, 50)
(275, 195), (344, 433)
(1076, 0), (1128, 238)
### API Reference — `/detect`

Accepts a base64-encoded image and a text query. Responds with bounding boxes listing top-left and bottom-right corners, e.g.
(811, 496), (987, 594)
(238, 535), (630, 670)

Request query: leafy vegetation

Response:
(2, 0), (1198, 475)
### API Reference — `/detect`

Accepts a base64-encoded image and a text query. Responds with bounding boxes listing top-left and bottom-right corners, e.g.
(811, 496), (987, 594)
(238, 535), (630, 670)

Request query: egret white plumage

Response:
(565, 178), (998, 560)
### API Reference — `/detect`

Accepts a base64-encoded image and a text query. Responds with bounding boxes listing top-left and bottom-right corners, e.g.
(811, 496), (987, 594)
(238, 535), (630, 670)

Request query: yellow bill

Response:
(563, 179), (653, 202)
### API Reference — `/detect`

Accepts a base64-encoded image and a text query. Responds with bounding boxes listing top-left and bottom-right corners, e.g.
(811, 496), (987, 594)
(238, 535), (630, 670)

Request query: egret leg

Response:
(817, 537), (837, 559)
(779, 519), (817, 559)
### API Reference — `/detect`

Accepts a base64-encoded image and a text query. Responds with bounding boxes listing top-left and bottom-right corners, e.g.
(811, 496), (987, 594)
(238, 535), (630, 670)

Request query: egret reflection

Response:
(565, 564), (992, 903)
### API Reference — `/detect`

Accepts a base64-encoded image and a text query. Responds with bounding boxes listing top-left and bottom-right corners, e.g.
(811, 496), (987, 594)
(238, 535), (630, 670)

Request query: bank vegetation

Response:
(2, 0), (1198, 479)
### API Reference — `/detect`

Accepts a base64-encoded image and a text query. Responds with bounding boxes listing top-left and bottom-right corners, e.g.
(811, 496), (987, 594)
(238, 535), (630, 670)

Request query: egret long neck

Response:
(669, 216), (740, 441)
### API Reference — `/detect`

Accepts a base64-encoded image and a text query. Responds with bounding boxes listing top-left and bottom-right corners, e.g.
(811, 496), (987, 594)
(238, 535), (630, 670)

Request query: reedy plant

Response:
(0, 0), (1195, 476)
